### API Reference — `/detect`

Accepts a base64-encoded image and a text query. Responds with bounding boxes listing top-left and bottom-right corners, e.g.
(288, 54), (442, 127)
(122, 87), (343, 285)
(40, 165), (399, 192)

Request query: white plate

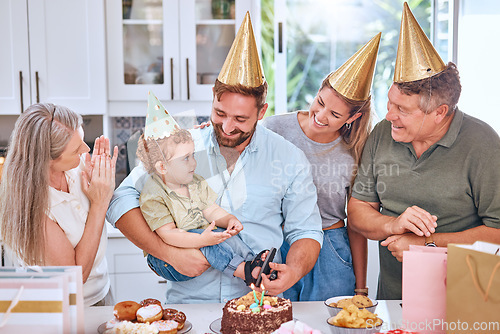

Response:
(98, 319), (192, 333)
(209, 317), (298, 334)
(209, 318), (222, 334)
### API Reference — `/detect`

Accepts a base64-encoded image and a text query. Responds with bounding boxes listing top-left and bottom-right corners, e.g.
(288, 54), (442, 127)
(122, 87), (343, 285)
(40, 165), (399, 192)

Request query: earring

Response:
(345, 122), (352, 129)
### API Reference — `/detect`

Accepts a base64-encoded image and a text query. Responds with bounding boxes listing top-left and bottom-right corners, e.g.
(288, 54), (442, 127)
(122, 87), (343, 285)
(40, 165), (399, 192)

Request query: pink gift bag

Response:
(402, 245), (447, 334)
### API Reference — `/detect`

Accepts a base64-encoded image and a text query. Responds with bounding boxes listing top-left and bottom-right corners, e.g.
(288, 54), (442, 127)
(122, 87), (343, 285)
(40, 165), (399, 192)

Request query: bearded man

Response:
(106, 13), (322, 303)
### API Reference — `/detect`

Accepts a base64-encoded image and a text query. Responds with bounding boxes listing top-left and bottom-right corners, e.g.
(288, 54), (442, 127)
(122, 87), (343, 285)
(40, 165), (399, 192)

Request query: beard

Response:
(212, 119), (257, 148)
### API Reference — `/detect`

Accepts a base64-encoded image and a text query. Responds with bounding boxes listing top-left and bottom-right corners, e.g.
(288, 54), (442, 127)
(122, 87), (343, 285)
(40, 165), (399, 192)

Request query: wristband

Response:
(354, 288), (369, 296)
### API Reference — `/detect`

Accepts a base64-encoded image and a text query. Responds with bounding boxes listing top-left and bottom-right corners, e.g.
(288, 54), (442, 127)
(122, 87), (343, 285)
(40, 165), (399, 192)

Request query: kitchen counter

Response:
(85, 300), (402, 333)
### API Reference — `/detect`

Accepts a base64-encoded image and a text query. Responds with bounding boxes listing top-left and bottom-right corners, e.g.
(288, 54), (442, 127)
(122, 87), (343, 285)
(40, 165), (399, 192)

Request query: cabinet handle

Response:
(186, 58), (190, 100)
(158, 280), (167, 284)
(170, 58), (174, 100)
(35, 71), (40, 103)
(19, 71), (24, 113)
(278, 22), (283, 53)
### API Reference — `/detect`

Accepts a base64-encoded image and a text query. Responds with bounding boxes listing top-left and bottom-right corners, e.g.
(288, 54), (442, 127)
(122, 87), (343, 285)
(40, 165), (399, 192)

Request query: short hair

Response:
(136, 129), (193, 174)
(395, 62), (461, 115)
(213, 79), (268, 111)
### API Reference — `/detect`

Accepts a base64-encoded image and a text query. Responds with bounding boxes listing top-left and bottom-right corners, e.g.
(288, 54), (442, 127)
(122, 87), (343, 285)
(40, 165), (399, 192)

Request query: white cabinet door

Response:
(179, 0), (260, 101)
(27, 0), (106, 115)
(0, 0), (106, 115)
(0, 0), (30, 115)
(106, 236), (168, 302)
(107, 0), (260, 102)
(106, 0), (179, 101)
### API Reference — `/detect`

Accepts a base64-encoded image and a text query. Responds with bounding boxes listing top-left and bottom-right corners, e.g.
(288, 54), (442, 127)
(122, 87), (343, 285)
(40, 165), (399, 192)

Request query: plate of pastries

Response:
(99, 298), (191, 334)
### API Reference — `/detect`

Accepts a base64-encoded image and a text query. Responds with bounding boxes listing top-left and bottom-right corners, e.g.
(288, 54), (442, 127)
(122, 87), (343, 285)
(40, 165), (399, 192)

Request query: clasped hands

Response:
(82, 135), (118, 205)
(381, 205), (437, 262)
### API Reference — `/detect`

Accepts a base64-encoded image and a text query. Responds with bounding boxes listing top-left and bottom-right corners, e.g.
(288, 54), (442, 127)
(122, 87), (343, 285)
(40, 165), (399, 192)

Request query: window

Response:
(264, 0), (452, 122)
(457, 0), (500, 135)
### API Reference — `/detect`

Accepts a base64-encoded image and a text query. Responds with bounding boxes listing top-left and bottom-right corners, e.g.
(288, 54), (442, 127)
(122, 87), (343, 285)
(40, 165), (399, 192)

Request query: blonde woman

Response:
(0, 103), (118, 306)
(262, 34), (380, 301)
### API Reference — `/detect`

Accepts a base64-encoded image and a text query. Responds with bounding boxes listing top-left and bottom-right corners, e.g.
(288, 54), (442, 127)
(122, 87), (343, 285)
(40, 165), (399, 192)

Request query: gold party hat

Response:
(328, 32), (381, 101)
(217, 11), (265, 87)
(393, 2), (445, 83)
(144, 91), (180, 140)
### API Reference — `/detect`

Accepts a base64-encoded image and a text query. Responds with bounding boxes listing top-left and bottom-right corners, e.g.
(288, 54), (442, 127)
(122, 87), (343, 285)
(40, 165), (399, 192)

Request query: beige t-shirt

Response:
(139, 173), (218, 232)
(48, 158), (110, 307)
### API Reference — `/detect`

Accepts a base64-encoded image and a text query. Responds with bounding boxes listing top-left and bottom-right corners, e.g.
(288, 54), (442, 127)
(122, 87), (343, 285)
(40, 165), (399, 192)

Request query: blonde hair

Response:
(0, 103), (82, 265)
(136, 129), (193, 174)
(320, 78), (372, 166)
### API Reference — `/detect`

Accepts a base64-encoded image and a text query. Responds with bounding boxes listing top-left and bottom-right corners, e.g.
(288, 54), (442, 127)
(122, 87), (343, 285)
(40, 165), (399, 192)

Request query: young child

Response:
(136, 92), (274, 285)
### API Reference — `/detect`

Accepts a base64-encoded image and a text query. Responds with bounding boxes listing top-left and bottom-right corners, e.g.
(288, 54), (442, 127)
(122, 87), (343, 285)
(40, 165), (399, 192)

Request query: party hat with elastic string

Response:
(144, 91), (180, 140)
(393, 2), (445, 83)
(217, 11), (265, 87)
(328, 32), (381, 101)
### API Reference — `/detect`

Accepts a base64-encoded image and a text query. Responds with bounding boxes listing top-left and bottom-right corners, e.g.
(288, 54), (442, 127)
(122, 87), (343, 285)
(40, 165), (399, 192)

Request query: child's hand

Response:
(201, 221), (231, 246)
(226, 218), (243, 236)
(193, 121), (211, 129)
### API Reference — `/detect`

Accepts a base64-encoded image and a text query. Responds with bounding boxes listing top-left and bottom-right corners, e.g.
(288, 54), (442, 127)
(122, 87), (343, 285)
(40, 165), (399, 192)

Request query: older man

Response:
(106, 12), (323, 303)
(347, 3), (500, 300)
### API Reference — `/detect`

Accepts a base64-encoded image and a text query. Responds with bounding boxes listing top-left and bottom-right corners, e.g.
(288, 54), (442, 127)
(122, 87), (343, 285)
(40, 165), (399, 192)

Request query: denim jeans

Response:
(147, 228), (254, 282)
(281, 227), (355, 301)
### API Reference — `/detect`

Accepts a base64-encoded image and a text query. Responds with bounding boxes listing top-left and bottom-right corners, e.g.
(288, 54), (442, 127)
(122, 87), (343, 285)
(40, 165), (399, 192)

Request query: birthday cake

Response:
(220, 291), (293, 334)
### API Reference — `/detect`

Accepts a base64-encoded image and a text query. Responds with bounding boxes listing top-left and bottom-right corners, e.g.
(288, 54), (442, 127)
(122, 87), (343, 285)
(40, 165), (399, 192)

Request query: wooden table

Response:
(85, 300), (402, 333)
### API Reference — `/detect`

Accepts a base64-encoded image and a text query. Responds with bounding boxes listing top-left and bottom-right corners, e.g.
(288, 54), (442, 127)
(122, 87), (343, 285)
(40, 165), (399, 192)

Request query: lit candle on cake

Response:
(260, 284), (265, 306)
(250, 283), (259, 304)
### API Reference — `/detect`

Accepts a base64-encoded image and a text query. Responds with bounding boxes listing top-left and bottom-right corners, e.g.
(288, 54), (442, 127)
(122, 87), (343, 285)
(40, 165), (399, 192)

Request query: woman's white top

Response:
(48, 159), (110, 306)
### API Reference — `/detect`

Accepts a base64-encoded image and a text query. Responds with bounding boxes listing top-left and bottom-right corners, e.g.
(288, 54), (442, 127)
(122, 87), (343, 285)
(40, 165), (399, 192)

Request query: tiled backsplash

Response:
(112, 116), (210, 185)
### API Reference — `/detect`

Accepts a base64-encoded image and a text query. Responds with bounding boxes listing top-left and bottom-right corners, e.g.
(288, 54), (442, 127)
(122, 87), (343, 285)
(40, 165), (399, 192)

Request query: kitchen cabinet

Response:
(106, 225), (168, 302)
(105, 0), (260, 116)
(0, 0), (106, 115)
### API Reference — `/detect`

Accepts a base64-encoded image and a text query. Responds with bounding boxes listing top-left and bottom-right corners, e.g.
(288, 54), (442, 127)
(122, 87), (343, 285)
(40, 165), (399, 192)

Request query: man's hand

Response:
(390, 205), (437, 237)
(115, 208), (210, 277)
(165, 248), (211, 277)
(259, 262), (300, 296)
(381, 233), (425, 262)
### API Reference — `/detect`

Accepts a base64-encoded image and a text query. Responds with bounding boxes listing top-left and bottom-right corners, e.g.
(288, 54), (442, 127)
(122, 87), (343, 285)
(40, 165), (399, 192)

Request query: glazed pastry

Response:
(162, 308), (186, 330)
(152, 320), (179, 334)
(113, 301), (141, 321)
(140, 298), (162, 307)
(137, 304), (163, 323)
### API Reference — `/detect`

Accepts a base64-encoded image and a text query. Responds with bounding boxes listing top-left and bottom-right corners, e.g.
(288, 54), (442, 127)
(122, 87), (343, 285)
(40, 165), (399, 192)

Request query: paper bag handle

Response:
(465, 254), (500, 302)
(0, 286), (24, 328)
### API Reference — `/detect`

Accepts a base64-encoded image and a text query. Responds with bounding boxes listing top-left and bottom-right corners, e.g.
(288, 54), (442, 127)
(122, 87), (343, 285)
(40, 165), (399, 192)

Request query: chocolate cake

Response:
(220, 291), (293, 334)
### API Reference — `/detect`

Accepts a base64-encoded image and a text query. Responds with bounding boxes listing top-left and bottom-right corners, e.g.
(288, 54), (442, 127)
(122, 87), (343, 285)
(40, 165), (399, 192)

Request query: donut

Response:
(113, 301), (141, 321)
(152, 320), (178, 334)
(140, 298), (162, 307)
(137, 304), (163, 323)
(162, 308), (186, 330)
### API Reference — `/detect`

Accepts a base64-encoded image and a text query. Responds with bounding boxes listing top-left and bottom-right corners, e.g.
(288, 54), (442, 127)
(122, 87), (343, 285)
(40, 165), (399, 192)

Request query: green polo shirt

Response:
(139, 173), (218, 232)
(352, 109), (500, 300)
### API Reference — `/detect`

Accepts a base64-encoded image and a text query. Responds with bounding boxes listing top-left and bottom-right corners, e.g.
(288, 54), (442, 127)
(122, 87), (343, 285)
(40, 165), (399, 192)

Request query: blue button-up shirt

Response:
(106, 124), (323, 303)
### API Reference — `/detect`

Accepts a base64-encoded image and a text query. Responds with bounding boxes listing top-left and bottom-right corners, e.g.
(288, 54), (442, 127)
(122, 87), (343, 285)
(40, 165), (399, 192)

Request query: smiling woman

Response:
(0, 103), (118, 307)
(261, 33), (381, 302)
